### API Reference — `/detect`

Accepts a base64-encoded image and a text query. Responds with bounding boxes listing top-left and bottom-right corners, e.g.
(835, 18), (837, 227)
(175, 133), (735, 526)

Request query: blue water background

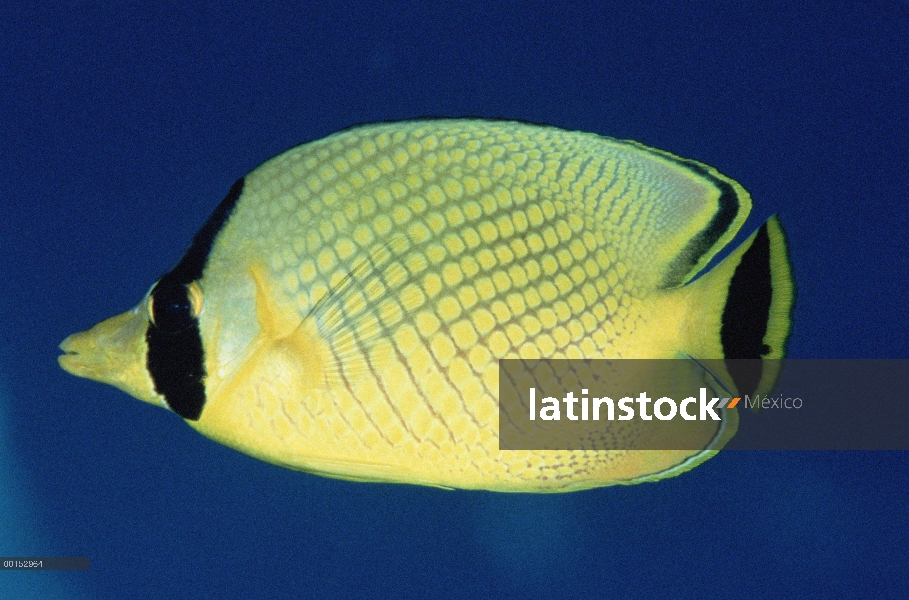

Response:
(1, 2), (907, 598)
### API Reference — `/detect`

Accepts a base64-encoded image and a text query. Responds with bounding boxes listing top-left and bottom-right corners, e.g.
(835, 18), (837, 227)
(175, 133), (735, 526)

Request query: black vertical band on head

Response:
(147, 177), (245, 420)
(147, 324), (207, 420)
(163, 176), (246, 286)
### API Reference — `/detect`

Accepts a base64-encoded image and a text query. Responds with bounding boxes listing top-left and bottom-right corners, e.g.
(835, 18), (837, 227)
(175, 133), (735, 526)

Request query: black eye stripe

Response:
(146, 323), (206, 420)
(149, 282), (194, 333)
(165, 177), (246, 285)
(146, 177), (244, 420)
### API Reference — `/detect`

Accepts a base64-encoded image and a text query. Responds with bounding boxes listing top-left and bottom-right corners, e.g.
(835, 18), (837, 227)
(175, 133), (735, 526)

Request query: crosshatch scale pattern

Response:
(199, 120), (735, 490)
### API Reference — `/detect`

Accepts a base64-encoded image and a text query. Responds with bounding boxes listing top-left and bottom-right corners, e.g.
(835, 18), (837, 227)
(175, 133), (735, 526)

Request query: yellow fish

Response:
(59, 120), (793, 492)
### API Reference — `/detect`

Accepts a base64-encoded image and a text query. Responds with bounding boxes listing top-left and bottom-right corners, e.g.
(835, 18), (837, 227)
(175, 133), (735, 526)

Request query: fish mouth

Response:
(58, 332), (99, 378)
(57, 309), (149, 383)
(58, 334), (80, 357)
(58, 309), (167, 408)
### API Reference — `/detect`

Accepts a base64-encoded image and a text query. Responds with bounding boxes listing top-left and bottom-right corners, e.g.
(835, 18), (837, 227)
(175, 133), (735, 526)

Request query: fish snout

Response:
(58, 309), (149, 385)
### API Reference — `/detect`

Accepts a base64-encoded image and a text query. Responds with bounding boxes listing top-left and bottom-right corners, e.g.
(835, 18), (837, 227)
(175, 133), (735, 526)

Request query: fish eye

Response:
(148, 281), (204, 333)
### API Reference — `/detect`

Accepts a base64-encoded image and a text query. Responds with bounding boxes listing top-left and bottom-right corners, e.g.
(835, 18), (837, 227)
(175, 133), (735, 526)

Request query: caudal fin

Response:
(682, 216), (795, 398)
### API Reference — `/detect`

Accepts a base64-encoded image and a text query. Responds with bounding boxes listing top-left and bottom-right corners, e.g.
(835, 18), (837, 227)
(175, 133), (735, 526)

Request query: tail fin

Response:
(682, 216), (795, 399)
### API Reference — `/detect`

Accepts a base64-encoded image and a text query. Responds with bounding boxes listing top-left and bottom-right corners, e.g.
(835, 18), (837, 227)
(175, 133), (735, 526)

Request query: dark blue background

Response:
(2, 2), (907, 598)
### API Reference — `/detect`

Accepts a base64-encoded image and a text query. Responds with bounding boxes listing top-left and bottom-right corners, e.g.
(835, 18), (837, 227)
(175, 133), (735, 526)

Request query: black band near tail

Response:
(720, 222), (772, 396)
(146, 177), (244, 420)
(661, 162), (741, 288)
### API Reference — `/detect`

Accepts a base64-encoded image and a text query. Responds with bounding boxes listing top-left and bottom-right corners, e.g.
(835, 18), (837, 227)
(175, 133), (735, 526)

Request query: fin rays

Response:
(305, 234), (426, 384)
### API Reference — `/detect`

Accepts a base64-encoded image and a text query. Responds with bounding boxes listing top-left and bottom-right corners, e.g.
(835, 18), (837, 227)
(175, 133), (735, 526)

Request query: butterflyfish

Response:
(59, 120), (794, 491)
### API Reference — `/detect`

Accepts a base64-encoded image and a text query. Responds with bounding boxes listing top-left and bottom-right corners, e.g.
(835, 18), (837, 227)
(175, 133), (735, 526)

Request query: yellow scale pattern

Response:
(229, 121), (682, 488)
